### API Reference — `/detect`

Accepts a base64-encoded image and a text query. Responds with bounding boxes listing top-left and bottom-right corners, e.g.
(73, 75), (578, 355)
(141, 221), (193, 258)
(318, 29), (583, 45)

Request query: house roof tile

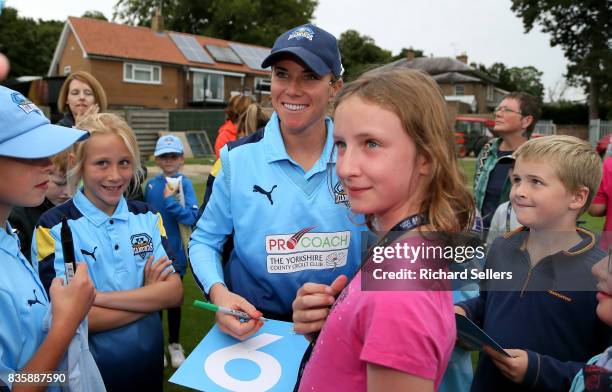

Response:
(370, 56), (497, 84)
(68, 17), (270, 75)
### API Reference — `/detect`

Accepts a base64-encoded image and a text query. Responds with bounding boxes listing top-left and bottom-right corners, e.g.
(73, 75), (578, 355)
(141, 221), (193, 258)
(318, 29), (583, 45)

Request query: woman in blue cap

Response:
(190, 24), (363, 339)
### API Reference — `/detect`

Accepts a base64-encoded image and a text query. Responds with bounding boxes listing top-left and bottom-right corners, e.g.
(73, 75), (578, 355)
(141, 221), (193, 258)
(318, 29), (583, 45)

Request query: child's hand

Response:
(143, 255), (173, 285)
(454, 305), (466, 316)
(209, 284), (264, 341)
(292, 275), (348, 339)
(49, 263), (96, 332)
(484, 346), (528, 383)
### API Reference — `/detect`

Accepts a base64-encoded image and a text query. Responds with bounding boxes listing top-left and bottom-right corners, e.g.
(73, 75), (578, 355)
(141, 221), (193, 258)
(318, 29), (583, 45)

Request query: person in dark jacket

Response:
(457, 136), (610, 391)
(56, 71), (107, 128)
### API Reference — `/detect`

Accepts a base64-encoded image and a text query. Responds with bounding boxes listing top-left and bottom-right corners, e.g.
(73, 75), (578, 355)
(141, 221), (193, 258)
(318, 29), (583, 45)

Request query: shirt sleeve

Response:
(32, 223), (64, 296)
(0, 289), (22, 387)
(189, 148), (234, 294)
(523, 350), (585, 391)
(151, 212), (174, 273)
(358, 291), (454, 381)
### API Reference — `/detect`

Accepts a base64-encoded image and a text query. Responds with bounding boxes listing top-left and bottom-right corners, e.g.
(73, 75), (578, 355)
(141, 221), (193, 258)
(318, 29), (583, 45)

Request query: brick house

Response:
(372, 50), (506, 117)
(47, 16), (272, 110)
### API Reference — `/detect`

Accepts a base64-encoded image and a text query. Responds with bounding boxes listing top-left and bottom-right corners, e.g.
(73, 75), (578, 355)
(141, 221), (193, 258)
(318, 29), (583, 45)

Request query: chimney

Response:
(151, 8), (164, 33)
(456, 52), (468, 64)
(406, 48), (415, 62)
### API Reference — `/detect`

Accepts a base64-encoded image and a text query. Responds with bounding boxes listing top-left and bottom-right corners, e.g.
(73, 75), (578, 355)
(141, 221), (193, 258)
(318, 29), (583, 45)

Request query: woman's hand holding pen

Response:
(209, 283), (264, 341)
(49, 263), (95, 334)
(292, 275), (348, 340)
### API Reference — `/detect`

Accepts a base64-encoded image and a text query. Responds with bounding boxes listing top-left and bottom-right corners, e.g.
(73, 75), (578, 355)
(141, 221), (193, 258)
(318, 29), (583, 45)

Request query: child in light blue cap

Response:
(145, 134), (198, 368)
(0, 85), (103, 391)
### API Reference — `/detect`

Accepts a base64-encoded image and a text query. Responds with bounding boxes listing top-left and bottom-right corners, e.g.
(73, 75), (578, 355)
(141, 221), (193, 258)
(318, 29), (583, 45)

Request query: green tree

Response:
(338, 30), (392, 81)
(511, 0), (611, 119)
(82, 10), (109, 21)
(113, 0), (317, 46)
(474, 62), (544, 100)
(391, 47), (424, 62)
(0, 7), (63, 78)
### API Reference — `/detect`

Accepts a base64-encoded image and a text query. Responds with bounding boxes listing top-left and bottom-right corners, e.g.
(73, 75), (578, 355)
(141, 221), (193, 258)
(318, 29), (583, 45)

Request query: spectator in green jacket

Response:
(473, 92), (540, 230)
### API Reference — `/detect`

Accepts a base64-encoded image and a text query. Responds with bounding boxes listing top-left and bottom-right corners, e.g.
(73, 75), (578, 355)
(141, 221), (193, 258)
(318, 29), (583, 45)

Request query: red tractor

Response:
(455, 116), (495, 157)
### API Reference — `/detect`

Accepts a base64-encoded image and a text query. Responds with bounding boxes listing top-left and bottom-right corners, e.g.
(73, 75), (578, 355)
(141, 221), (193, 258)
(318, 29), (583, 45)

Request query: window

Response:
(455, 84), (465, 96)
(123, 63), (162, 84)
(487, 85), (494, 100)
(63, 65), (71, 76)
(193, 72), (224, 102)
(254, 77), (271, 94)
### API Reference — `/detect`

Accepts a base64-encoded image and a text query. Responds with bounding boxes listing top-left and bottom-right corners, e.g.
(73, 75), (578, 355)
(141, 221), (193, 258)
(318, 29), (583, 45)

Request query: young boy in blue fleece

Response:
(145, 135), (198, 368)
(456, 135), (610, 391)
(570, 249), (612, 391)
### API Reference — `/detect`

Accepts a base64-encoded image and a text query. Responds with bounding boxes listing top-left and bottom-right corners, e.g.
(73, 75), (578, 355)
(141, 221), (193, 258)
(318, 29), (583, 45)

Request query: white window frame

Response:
(254, 77), (271, 95)
(455, 84), (465, 96)
(123, 62), (162, 85)
(63, 65), (71, 76)
(486, 84), (494, 100)
(192, 72), (224, 103)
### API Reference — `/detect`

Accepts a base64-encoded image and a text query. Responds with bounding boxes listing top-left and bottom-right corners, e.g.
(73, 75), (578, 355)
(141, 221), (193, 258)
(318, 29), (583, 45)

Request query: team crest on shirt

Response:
(333, 181), (350, 208)
(131, 233), (153, 259)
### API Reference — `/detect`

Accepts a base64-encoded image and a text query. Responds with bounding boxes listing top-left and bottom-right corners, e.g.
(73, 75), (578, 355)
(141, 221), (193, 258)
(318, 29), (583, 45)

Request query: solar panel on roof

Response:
(229, 43), (271, 71)
(205, 45), (242, 64)
(170, 33), (214, 64)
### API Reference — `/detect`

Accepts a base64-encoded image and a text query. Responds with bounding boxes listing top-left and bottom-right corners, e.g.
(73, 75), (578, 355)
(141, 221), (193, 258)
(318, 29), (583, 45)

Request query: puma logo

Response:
(253, 185), (277, 205)
(81, 246), (97, 261)
(27, 289), (43, 307)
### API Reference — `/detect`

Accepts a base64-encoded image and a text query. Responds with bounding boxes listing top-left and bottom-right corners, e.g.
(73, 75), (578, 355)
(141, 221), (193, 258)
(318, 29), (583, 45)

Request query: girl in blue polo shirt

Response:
(0, 86), (96, 391)
(33, 113), (183, 391)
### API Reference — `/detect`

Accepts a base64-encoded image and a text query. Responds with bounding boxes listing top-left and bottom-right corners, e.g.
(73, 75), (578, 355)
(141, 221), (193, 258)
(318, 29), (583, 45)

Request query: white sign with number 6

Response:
(204, 333), (283, 391)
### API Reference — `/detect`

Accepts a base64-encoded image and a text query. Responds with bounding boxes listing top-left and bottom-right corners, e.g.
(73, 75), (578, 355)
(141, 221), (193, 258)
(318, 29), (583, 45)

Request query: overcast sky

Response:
(5, 0), (584, 101)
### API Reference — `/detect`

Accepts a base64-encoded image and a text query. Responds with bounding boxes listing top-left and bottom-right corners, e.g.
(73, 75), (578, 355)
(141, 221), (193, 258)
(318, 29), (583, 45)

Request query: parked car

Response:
(455, 116), (494, 157)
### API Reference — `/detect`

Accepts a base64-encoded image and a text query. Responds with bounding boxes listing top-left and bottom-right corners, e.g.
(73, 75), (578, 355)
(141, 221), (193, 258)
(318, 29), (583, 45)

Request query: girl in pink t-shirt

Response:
(292, 69), (476, 391)
(589, 156), (612, 250)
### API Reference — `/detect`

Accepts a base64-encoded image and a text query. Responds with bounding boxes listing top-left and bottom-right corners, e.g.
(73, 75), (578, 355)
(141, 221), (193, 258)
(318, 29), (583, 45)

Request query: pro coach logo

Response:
(265, 228), (350, 273)
(131, 233), (153, 259)
(288, 26), (314, 41)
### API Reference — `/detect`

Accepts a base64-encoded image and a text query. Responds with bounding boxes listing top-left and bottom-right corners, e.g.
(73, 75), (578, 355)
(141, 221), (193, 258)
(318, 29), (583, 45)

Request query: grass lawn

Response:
(162, 159), (604, 390)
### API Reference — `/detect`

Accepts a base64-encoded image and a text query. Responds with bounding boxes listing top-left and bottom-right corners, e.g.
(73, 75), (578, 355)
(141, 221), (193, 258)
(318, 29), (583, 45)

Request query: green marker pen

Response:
(193, 300), (267, 322)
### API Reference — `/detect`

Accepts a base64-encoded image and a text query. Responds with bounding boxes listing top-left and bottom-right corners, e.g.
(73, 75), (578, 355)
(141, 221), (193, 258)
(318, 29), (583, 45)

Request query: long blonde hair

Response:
(334, 69), (474, 232)
(70, 113), (143, 194)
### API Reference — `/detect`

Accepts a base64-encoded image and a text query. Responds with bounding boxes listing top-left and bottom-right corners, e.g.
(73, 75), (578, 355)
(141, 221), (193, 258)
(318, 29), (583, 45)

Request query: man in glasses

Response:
(474, 92), (541, 231)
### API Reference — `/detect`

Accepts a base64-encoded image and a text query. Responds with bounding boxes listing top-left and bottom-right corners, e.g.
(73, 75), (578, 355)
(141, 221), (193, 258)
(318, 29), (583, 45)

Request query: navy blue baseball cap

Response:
(0, 86), (89, 159)
(261, 24), (343, 78)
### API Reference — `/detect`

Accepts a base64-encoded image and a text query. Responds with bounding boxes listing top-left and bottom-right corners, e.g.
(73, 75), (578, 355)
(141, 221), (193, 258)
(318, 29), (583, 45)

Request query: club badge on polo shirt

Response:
(333, 181), (350, 208)
(131, 233), (154, 259)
